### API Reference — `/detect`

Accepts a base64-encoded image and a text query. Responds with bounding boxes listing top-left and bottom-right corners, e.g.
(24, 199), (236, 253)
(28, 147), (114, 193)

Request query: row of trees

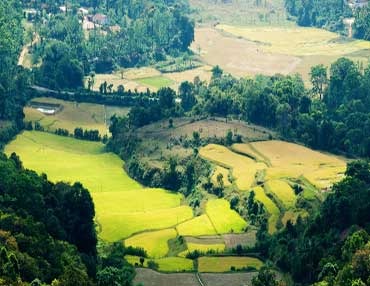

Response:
(176, 59), (370, 157)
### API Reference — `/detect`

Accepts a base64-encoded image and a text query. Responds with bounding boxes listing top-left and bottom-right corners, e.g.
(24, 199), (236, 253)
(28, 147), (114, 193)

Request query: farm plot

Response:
(199, 144), (266, 190)
(179, 242), (225, 257)
(265, 180), (296, 209)
(253, 187), (280, 234)
(206, 199), (248, 234)
(176, 215), (217, 236)
(215, 25), (370, 83)
(198, 256), (263, 272)
(134, 268), (198, 286)
(250, 140), (346, 189)
(5, 131), (193, 241)
(125, 229), (177, 258)
(222, 231), (257, 249)
(24, 97), (129, 136)
(126, 256), (194, 272)
(136, 76), (174, 89)
(200, 272), (257, 286)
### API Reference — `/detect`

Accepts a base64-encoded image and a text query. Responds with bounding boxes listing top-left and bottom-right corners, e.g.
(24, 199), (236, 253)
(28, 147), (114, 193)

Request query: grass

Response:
(251, 140), (346, 189)
(24, 97), (125, 135)
(125, 255), (194, 272)
(136, 76), (174, 89)
(176, 215), (217, 236)
(199, 144), (266, 190)
(125, 229), (177, 258)
(206, 199), (248, 234)
(253, 187), (280, 234)
(198, 256), (263, 273)
(265, 180), (296, 209)
(5, 131), (193, 241)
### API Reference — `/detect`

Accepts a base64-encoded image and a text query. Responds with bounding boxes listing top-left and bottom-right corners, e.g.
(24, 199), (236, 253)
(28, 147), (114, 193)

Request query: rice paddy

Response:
(176, 215), (217, 236)
(206, 199), (248, 234)
(199, 144), (266, 190)
(125, 229), (177, 258)
(198, 256), (263, 272)
(265, 180), (296, 209)
(4, 131), (193, 241)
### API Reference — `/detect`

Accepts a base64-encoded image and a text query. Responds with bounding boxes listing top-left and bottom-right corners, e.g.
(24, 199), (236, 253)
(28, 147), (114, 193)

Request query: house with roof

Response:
(92, 13), (109, 26)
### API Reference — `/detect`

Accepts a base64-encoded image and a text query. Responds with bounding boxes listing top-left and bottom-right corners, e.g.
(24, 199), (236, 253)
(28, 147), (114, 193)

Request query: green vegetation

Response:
(126, 255), (194, 272)
(136, 76), (174, 89)
(257, 161), (370, 285)
(198, 256), (263, 273)
(176, 215), (217, 236)
(0, 153), (98, 284)
(4, 131), (193, 241)
(125, 229), (177, 258)
(206, 199), (248, 234)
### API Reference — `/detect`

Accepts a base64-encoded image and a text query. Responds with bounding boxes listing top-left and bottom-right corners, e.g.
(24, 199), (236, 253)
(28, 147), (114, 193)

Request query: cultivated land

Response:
(4, 131), (193, 241)
(192, 26), (370, 84)
(199, 144), (266, 190)
(5, 131), (252, 271)
(24, 97), (130, 135)
(198, 141), (346, 233)
(198, 256), (263, 272)
(134, 268), (258, 286)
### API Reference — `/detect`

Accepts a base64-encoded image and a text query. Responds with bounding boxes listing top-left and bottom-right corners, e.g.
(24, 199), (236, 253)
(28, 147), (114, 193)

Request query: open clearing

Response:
(192, 26), (370, 84)
(198, 256), (263, 272)
(24, 97), (130, 135)
(89, 65), (212, 93)
(4, 131), (193, 241)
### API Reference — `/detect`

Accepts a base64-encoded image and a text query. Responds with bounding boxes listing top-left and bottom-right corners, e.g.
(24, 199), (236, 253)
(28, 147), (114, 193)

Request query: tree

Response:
(310, 64), (328, 99)
(252, 267), (279, 286)
(179, 81), (196, 111)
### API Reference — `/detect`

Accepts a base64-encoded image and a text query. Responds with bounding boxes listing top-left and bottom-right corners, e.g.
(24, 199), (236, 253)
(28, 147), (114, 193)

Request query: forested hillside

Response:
(0, 1), (30, 147)
(0, 153), (96, 284)
(285, 0), (370, 40)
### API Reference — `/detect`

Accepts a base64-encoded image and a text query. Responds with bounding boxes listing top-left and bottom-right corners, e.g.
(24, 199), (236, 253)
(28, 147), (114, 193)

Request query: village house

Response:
(91, 13), (109, 26)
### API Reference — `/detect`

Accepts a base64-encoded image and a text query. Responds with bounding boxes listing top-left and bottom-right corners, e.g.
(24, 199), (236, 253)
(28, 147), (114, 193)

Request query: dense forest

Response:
(0, 1), (30, 147)
(285, 0), (370, 39)
(23, 0), (194, 89)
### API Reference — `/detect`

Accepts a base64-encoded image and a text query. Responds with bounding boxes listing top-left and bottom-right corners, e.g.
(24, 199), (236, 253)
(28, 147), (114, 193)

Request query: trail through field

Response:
(18, 33), (39, 67)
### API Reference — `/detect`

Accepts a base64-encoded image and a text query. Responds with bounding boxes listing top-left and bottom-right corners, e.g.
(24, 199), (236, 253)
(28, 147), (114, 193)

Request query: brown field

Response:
(200, 272), (257, 286)
(134, 268), (199, 286)
(191, 27), (301, 78)
(193, 25), (370, 85)
(222, 231), (257, 249)
(134, 268), (258, 286)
